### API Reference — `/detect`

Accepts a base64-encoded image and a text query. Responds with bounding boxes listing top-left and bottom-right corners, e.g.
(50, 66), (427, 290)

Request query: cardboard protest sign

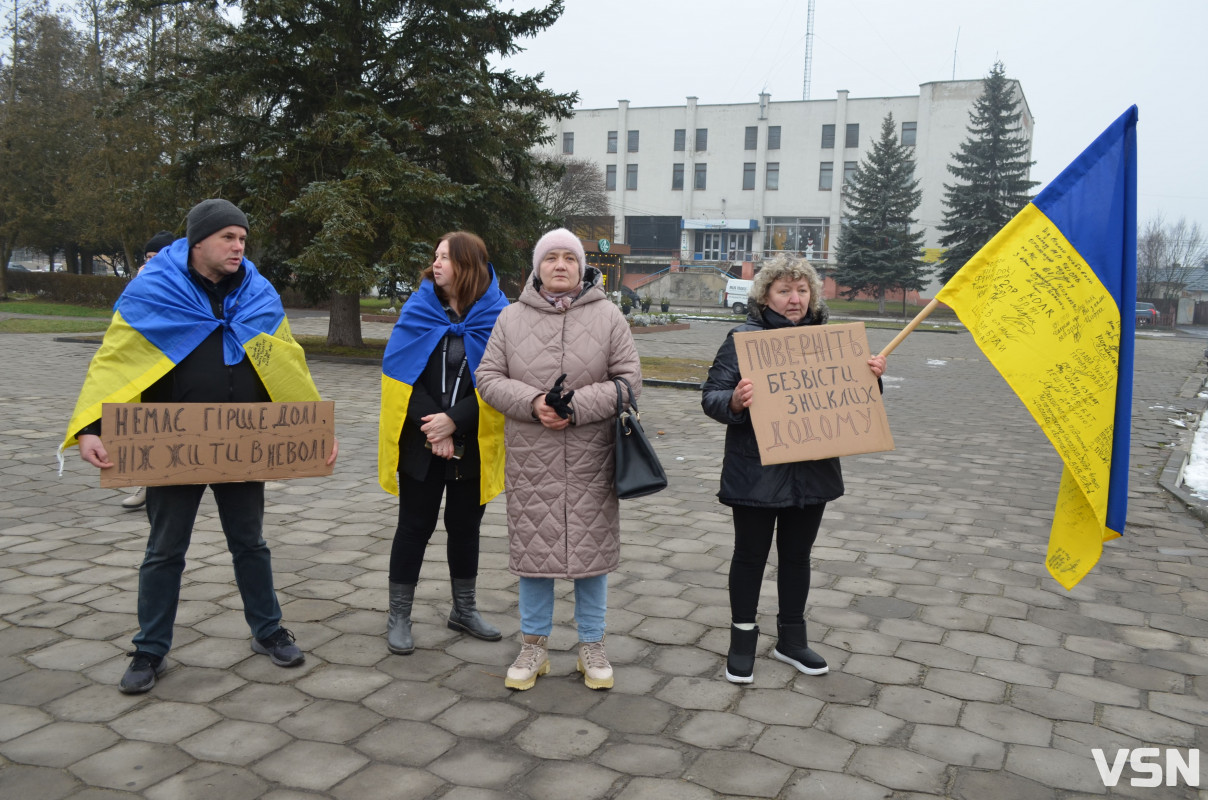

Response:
(734, 322), (893, 464)
(99, 401), (335, 488)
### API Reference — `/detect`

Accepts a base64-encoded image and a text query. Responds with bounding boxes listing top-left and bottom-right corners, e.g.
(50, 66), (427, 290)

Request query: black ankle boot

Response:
(772, 621), (828, 675)
(447, 577), (502, 641)
(387, 582), (415, 654)
(725, 624), (759, 684)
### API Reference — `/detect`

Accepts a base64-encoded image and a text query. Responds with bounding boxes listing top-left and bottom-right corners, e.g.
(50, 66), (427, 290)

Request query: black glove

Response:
(544, 373), (576, 420)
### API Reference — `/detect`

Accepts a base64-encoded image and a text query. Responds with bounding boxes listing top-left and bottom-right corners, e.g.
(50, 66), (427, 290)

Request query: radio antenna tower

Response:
(802, 0), (815, 100)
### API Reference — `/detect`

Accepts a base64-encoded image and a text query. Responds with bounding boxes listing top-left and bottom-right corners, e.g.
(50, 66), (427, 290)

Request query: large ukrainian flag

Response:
(62, 238), (320, 453)
(378, 270), (509, 505)
(936, 106), (1137, 589)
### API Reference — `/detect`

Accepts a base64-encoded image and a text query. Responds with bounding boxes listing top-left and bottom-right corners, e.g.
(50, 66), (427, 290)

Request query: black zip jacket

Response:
(701, 305), (846, 508)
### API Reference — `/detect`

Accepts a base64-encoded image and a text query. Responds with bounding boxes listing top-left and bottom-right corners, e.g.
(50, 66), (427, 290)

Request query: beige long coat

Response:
(476, 271), (641, 579)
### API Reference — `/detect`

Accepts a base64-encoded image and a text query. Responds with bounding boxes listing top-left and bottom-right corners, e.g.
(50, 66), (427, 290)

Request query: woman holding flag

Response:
(378, 232), (510, 655)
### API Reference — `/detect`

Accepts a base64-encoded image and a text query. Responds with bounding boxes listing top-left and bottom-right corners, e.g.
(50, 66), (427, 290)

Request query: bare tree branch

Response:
(532, 155), (610, 226)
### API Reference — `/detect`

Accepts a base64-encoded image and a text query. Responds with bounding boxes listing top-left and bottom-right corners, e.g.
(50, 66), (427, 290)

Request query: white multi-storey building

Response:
(547, 80), (1032, 289)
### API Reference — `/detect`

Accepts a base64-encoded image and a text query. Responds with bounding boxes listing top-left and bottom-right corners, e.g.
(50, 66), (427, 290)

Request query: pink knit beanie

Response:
(532, 228), (586, 277)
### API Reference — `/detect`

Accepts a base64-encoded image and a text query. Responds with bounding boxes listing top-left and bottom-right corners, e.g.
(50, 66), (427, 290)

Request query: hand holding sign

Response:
(733, 322), (894, 465)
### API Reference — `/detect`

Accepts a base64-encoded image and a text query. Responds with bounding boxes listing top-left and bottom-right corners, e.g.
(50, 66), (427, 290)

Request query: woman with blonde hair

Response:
(702, 254), (885, 683)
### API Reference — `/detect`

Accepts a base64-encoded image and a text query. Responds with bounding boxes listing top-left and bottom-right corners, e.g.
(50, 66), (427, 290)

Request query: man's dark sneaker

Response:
(119, 650), (165, 694)
(252, 627), (305, 667)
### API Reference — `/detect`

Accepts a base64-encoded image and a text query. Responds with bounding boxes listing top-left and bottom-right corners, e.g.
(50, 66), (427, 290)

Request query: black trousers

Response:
(728, 503), (826, 626)
(389, 459), (485, 585)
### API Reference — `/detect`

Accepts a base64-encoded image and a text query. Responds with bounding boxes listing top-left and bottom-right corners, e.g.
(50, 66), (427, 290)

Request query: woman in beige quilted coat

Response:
(476, 228), (641, 692)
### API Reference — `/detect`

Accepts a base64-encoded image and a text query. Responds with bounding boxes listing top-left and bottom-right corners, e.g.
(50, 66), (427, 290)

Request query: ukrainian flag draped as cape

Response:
(936, 106), (1138, 589)
(378, 267), (509, 504)
(62, 238), (320, 454)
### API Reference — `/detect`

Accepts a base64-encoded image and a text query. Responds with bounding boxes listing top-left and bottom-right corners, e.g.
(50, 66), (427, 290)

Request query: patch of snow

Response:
(1183, 411), (1208, 497)
(926, 359), (947, 367)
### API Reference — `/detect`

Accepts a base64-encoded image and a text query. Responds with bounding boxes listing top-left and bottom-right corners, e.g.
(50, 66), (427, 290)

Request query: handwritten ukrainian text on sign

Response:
(734, 323), (894, 464)
(99, 401), (335, 488)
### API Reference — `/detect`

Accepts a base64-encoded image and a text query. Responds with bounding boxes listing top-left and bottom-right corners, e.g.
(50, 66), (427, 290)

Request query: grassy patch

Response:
(0, 318), (111, 334)
(639, 356), (711, 383)
(0, 296), (113, 317)
(295, 334), (709, 382)
(294, 334), (389, 359)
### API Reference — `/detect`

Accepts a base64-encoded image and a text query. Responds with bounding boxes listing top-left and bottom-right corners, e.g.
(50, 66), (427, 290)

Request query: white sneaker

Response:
(505, 635), (549, 691)
(577, 640), (614, 690)
(121, 487), (147, 510)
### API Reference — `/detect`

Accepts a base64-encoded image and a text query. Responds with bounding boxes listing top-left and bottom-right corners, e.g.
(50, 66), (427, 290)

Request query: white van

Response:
(724, 278), (753, 315)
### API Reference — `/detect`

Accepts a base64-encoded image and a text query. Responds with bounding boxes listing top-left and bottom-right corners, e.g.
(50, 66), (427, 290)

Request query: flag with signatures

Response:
(936, 106), (1138, 589)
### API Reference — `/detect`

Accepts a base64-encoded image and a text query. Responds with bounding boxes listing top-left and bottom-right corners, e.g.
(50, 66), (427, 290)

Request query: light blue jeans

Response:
(518, 574), (607, 642)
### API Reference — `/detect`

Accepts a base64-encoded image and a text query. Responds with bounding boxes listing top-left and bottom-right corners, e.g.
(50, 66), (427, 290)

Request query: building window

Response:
(607, 131), (617, 153)
(674, 129), (685, 151)
(694, 232), (751, 261)
(819, 162), (833, 191)
(844, 161), (857, 186)
(694, 163), (707, 190)
(766, 162), (779, 191)
(744, 126), (757, 150)
(742, 162), (755, 190)
(695, 128), (708, 152)
(626, 164), (638, 190)
(845, 123), (859, 148)
(562, 132), (573, 155)
(696, 231), (722, 261)
(627, 130), (639, 153)
(672, 163), (684, 190)
(727, 232), (752, 261)
(765, 216), (830, 260)
(627, 216), (681, 255)
(821, 124), (835, 149)
(605, 165), (616, 191)
(768, 126), (781, 150)
(901, 121), (917, 146)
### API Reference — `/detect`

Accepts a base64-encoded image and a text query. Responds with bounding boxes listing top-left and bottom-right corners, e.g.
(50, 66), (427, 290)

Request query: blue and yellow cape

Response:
(62, 238), (320, 454)
(378, 268), (509, 504)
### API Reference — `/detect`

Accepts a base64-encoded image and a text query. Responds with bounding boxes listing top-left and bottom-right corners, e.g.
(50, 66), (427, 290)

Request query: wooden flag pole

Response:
(877, 298), (941, 358)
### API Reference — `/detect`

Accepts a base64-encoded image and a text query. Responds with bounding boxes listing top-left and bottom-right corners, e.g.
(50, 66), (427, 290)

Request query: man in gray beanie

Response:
(72, 197), (336, 694)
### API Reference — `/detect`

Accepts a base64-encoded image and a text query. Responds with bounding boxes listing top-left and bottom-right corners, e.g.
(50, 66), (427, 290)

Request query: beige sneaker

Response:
(577, 640), (614, 690)
(505, 634), (549, 690)
(121, 486), (147, 510)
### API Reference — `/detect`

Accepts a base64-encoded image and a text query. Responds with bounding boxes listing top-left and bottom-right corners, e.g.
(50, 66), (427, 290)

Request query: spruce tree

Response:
(936, 61), (1037, 283)
(152, 0), (574, 346)
(832, 112), (927, 314)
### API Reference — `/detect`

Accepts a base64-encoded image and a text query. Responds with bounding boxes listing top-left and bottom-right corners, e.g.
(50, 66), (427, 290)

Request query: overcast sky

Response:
(499, 0), (1207, 229)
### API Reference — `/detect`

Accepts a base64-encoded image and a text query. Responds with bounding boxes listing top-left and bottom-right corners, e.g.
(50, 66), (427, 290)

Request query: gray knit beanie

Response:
(186, 199), (249, 249)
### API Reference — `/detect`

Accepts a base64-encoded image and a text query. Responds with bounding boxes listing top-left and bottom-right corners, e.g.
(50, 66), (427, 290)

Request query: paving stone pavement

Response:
(2, 317), (1207, 799)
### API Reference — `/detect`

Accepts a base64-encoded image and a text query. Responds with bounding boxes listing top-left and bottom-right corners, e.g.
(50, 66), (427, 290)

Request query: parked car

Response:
(1135, 302), (1160, 326)
(5, 263), (29, 272)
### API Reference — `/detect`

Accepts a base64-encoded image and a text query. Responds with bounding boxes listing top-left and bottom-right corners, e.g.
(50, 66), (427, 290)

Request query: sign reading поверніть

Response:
(734, 322), (894, 464)
(98, 401), (335, 488)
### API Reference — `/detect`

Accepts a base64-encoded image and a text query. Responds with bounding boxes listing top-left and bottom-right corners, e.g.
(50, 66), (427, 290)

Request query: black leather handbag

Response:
(613, 377), (668, 499)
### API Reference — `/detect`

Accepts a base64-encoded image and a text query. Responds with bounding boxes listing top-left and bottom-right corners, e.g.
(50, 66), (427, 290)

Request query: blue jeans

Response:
(134, 482), (282, 657)
(518, 574), (607, 642)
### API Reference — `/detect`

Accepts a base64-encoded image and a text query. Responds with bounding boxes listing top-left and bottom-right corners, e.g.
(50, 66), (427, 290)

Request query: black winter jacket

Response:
(77, 266), (267, 438)
(140, 266), (269, 406)
(397, 304), (481, 483)
(701, 305), (845, 508)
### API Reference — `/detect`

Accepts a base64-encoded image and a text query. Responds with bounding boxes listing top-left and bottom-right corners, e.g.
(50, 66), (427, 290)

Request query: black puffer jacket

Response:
(701, 305), (844, 508)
